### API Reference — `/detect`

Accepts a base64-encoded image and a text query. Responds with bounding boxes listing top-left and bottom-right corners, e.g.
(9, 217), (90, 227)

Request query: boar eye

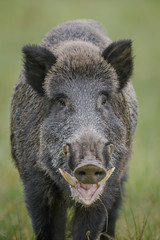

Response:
(59, 99), (66, 107)
(52, 93), (67, 108)
(101, 95), (108, 106)
(101, 100), (107, 106)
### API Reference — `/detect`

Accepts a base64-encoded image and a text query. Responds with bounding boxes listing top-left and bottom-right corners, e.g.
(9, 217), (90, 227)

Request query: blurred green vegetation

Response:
(0, 0), (160, 239)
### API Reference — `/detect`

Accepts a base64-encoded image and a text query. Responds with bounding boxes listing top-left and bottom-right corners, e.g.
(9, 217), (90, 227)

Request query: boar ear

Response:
(23, 45), (57, 95)
(102, 40), (133, 90)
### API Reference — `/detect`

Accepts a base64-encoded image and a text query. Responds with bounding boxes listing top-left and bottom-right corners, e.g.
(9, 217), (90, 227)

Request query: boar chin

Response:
(59, 167), (115, 206)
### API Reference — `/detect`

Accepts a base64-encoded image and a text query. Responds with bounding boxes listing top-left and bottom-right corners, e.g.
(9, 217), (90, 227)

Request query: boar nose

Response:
(74, 164), (106, 184)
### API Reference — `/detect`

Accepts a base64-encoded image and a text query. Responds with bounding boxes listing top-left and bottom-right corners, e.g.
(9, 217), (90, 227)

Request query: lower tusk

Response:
(59, 168), (76, 187)
(98, 167), (115, 186)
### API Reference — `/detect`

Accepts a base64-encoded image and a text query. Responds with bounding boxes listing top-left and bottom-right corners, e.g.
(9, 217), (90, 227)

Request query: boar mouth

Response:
(59, 167), (115, 206)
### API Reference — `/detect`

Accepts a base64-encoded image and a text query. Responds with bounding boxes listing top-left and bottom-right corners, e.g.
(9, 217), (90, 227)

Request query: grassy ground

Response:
(0, 0), (160, 239)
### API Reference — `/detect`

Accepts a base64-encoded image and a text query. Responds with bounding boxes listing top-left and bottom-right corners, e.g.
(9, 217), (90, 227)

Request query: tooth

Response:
(98, 167), (115, 186)
(59, 168), (76, 187)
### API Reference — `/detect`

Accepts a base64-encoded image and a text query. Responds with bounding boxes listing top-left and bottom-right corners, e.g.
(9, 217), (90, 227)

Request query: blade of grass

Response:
(137, 216), (147, 240)
(119, 183), (133, 239)
(129, 206), (138, 238)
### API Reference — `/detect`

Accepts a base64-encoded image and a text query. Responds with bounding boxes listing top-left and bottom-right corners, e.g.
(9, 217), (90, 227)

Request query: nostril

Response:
(95, 171), (103, 176)
(78, 171), (86, 177)
(95, 171), (106, 182)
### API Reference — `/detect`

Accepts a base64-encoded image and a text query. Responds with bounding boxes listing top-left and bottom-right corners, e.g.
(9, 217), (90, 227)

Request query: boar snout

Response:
(74, 162), (106, 184)
(62, 131), (115, 185)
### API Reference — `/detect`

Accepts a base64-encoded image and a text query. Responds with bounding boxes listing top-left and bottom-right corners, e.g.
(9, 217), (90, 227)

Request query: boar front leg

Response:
(72, 206), (105, 240)
(24, 183), (66, 240)
(100, 195), (122, 240)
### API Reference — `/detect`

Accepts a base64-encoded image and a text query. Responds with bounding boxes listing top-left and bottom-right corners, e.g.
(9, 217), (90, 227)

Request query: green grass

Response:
(0, 0), (160, 239)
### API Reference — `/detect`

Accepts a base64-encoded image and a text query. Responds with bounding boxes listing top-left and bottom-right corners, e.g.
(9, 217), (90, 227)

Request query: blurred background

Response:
(0, 0), (159, 239)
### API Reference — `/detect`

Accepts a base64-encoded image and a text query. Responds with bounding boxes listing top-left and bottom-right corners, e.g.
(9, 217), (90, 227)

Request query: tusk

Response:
(98, 167), (115, 186)
(59, 168), (76, 187)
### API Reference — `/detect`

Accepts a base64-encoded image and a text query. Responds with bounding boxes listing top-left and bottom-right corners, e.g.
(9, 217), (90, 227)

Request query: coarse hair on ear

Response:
(23, 45), (57, 95)
(102, 40), (133, 90)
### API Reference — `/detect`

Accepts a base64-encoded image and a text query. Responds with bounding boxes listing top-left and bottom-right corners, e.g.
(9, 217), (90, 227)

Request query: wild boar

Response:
(10, 19), (138, 240)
